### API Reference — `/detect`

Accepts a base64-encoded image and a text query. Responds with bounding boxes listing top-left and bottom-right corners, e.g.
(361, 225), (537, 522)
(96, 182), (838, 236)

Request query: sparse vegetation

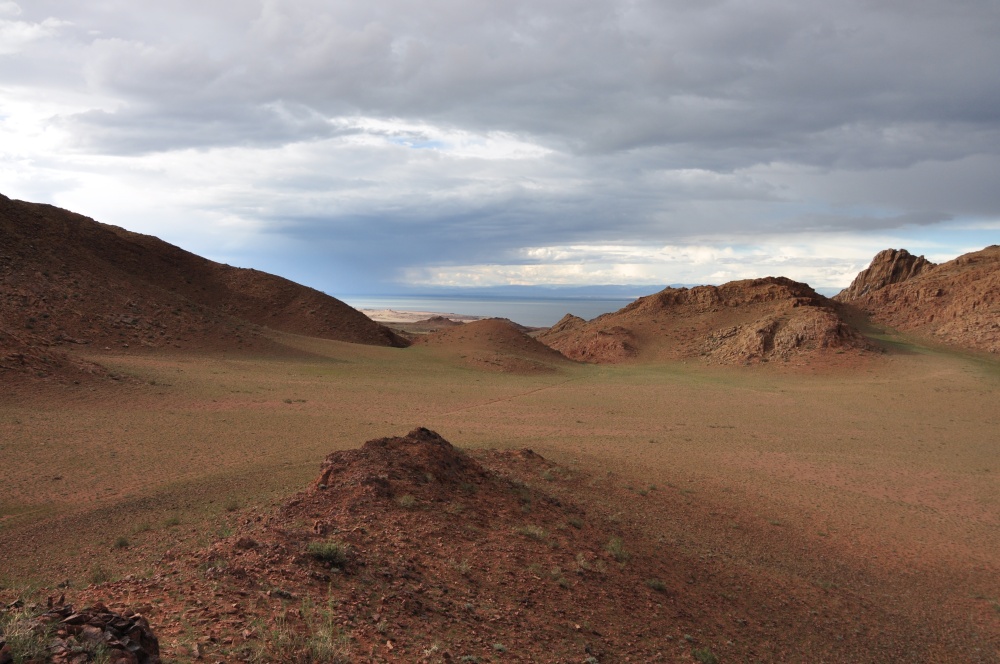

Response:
(606, 536), (629, 562)
(397, 493), (417, 508)
(692, 647), (719, 664)
(645, 578), (667, 592)
(0, 607), (52, 663)
(450, 558), (472, 576)
(89, 564), (113, 585)
(515, 524), (548, 541)
(244, 598), (352, 663)
(113, 535), (130, 549)
(306, 540), (350, 566)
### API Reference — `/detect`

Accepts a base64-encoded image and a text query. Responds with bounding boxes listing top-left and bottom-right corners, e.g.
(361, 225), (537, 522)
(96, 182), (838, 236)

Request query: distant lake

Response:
(341, 295), (635, 327)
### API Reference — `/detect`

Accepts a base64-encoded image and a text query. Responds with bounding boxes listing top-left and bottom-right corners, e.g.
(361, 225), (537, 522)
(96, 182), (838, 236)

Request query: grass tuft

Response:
(605, 536), (629, 562)
(307, 540), (350, 566)
(692, 647), (719, 664)
(515, 524), (548, 541)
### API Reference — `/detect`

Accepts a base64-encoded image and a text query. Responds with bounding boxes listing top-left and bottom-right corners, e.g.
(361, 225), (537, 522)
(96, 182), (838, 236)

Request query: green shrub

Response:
(307, 540), (350, 566)
(645, 578), (667, 592)
(606, 536), (629, 562)
(692, 647), (719, 664)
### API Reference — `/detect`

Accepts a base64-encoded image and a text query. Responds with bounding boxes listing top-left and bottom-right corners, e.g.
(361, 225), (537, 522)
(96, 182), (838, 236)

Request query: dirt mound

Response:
(47, 427), (987, 662)
(0, 193), (407, 381)
(539, 277), (873, 365)
(413, 317), (573, 373)
(835, 248), (935, 301)
(836, 245), (1000, 353)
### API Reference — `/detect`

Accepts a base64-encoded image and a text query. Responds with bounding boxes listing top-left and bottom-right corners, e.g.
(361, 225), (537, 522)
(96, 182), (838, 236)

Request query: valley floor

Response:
(1, 336), (998, 662)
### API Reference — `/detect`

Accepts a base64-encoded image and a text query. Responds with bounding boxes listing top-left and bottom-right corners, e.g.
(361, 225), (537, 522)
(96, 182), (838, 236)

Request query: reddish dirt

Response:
(538, 277), (874, 366)
(836, 245), (1000, 354)
(0, 193), (407, 382)
(27, 428), (996, 663)
(413, 318), (574, 373)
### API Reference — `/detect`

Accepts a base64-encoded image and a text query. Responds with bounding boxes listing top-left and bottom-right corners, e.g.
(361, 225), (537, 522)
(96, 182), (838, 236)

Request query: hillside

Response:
(538, 277), (873, 365)
(0, 194), (407, 380)
(412, 317), (573, 373)
(835, 246), (1000, 354)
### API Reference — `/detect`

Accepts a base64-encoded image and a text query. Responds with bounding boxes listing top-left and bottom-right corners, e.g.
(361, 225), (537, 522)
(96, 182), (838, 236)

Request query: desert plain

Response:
(2, 326), (999, 662)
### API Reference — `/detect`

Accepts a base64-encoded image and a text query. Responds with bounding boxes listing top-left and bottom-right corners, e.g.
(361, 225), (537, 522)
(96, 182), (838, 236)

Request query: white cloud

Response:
(0, 16), (67, 55)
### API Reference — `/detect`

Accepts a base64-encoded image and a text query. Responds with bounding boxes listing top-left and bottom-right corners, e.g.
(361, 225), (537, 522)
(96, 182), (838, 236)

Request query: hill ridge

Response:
(0, 194), (407, 381)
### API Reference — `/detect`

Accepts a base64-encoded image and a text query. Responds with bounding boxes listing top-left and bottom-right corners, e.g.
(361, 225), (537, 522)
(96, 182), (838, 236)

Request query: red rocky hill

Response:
(836, 246), (1000, 354)
(0, 194), (407, 381)
(538, 277), (873, 365)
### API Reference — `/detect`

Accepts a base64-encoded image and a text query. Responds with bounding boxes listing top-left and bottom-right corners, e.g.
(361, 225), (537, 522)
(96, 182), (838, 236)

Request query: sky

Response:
(1, 0), (998, 297)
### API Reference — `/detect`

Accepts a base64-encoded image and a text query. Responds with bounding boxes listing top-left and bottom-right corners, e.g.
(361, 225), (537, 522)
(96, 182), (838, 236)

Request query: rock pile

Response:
(0, 598), (159, 664)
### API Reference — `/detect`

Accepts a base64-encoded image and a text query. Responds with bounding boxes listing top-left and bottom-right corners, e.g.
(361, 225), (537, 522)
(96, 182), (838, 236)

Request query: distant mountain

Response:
(835, 246), (1000, 354)
(537, 277), (873, 365)
(0, 193), (407, 381)
(353, 284), (674, 300)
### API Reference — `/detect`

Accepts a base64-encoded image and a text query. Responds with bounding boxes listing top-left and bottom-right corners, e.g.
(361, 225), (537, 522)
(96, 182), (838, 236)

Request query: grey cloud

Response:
(4, 0), (1000, 293)
(15, 0), (999, 165)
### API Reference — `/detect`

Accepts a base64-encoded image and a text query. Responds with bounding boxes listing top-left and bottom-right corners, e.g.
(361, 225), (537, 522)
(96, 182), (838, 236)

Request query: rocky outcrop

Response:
(838, 246), (1000, 353)
(834, 249), (935, 302)
(538, 277), (873, 365)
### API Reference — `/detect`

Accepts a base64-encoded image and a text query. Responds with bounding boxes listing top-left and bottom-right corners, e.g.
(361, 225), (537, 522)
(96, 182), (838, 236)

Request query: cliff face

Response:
(834, 249), (935, 302)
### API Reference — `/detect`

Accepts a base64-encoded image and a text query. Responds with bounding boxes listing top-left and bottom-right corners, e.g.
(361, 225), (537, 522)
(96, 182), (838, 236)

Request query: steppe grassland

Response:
(1, 333), (998, 600)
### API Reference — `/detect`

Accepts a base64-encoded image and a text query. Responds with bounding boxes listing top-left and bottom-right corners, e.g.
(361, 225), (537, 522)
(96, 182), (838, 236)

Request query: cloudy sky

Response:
(2, 0), (998, 297)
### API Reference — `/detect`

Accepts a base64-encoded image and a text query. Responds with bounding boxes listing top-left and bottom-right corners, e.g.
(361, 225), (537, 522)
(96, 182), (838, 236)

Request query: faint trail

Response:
(435, 377), (582, 416)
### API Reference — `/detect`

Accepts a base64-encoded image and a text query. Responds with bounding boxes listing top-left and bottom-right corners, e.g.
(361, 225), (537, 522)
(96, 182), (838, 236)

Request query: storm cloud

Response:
(2, 0), (998, 293)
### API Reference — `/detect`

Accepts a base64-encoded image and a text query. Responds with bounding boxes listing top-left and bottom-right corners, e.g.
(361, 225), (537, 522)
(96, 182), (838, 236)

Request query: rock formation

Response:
(836, 246), (1000, 353)
(834, 248), (935, 302)
(539, 277), (872, 365)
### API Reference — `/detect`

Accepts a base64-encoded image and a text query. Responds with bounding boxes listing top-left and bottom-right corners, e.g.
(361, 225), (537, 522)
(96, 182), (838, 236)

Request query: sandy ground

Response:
(360, 309), (483, 324)
(1, 335), (998, 661)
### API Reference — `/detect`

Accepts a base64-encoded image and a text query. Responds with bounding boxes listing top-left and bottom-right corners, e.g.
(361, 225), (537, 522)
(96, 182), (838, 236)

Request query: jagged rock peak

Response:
(835, 249), (935, 302)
